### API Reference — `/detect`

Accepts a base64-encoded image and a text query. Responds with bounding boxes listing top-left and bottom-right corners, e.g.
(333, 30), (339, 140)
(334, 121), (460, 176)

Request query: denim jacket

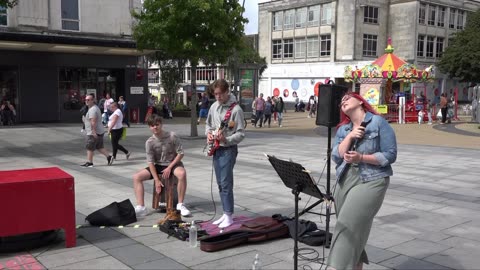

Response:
(332, 112), (397, 182)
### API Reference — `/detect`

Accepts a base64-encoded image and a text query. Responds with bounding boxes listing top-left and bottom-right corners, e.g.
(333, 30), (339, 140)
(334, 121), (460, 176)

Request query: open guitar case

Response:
(200, 216), (289, 252)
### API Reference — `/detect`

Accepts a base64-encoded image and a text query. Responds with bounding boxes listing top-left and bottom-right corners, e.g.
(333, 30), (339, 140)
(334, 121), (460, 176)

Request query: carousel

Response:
(344, 38), (435, 123)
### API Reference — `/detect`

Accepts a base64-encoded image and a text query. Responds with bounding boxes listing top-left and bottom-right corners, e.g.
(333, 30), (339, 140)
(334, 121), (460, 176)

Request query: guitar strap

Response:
(222, 102), (237, 125)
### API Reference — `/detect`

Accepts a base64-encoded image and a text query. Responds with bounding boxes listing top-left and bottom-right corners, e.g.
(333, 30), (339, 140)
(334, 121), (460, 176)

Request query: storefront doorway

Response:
(58, 68), (124, 122)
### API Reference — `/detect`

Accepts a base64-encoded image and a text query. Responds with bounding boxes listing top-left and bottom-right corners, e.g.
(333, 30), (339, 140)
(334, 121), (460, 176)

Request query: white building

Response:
(257, 0), (480, 103)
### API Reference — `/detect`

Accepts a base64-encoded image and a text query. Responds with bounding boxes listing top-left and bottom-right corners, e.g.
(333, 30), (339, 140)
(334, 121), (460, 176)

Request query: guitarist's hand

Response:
(207, 132), (214, 143)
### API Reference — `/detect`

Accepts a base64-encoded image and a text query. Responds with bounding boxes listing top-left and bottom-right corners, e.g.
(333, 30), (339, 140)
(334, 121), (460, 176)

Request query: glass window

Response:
(307, 36), (319, 58)
(284, 10), (294, 30)
(307, 5), (320, 27)
(362, 34), (377, 57)
(0, 6), (7, 26)
(428, 5), (436, 26)
(272, 40), (282, 59)
(417, 35), (425, 57)
(457, 10), (464, 30)
(295, 7), (307, 28)
(426, 36), (434, 57)
(436, 37), (444, 58)
(321, 3), (332, 25)
(295, 38), (306, 59)
(283, 39), (294, 58)
(437, 6), (445, 27)
(0, 67), (19, 117)
(449, 8), (456, 29)
(61, 0), (79, 31)
(419, 3), (426, 24)
(273, 11), (283, 31)
(320, 35), (331, 56)
(363, 6), (378, 24)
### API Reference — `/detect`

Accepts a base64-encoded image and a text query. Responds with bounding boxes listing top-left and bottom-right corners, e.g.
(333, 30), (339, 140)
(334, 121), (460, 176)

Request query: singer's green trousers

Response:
(327, 166), (389, 269)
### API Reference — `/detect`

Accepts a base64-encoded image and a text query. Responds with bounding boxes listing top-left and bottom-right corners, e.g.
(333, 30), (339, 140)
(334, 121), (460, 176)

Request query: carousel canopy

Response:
(344, 38), (434, 83)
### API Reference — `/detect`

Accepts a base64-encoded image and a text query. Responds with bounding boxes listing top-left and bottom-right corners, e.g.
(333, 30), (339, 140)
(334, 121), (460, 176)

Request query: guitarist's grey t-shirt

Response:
(145, 131), (184, 166)
(206, 94), (245, 147)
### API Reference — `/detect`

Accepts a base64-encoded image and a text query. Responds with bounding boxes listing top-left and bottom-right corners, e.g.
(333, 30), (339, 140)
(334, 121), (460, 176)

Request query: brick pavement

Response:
(0, 114), (479, 269)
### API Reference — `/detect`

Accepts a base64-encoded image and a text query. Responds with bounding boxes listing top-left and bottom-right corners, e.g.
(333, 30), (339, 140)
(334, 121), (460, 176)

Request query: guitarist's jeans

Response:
(213, 145), (238, 215)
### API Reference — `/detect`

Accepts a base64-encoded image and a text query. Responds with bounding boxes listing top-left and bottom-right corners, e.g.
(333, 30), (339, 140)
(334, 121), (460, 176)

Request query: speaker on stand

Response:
(299, 84), (348, 248)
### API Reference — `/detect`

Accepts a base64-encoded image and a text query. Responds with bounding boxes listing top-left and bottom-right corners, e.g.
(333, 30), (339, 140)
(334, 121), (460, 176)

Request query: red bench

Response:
(0, 167), (76, 248)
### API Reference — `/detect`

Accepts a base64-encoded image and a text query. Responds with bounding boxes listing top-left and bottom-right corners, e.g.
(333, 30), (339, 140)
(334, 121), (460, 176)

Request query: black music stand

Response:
(267, 155), (325, 270)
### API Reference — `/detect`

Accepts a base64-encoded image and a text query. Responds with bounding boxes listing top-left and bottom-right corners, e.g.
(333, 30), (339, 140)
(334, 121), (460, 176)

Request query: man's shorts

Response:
(85, 134), (105, 151)
(145, 162), (184, 179)
(199, 108), (208, 118)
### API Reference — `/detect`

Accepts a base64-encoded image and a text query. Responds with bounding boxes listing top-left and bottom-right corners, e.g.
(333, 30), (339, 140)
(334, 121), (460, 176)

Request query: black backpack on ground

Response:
(85, 199), (137, 226)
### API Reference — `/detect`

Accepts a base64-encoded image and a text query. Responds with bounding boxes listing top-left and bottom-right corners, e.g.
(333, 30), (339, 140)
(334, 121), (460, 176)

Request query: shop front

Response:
(0, 50), (148, 123)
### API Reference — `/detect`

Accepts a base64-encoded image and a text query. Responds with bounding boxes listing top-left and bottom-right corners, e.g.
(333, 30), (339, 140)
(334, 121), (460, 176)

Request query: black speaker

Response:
(315, 84), (348, 127)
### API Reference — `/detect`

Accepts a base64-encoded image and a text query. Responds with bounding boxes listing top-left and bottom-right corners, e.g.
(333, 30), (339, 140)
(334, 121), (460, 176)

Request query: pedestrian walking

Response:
(80, 94), (114, 167)
(107, 102), (131, 161)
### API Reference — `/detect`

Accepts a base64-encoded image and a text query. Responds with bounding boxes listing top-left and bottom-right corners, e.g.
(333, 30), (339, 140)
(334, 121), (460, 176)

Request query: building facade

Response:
(258, 0), (480, 103)
(0, 0), (150, 123)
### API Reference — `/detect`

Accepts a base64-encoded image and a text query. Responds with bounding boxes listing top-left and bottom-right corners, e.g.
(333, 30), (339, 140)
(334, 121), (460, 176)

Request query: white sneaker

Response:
(176, 203), (191, 216)
(135, 205), (147, 217)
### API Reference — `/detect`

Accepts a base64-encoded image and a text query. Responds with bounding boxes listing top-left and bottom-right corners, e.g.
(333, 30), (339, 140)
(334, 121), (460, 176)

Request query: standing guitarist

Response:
(206, 79), (246, 229)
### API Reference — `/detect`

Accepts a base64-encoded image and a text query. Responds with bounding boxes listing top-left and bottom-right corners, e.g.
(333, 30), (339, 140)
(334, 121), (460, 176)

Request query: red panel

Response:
(0, 167), (76, 248)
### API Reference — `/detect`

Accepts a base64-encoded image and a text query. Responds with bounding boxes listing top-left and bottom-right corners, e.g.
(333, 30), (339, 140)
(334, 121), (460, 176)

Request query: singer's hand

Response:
(344, 151), (362, 164)
(350, 125), (366, 140)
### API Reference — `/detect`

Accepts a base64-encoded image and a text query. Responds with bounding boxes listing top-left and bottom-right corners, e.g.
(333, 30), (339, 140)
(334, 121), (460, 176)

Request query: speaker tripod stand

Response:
(298, 125), (335, 248)
(299, 83), (348, 249)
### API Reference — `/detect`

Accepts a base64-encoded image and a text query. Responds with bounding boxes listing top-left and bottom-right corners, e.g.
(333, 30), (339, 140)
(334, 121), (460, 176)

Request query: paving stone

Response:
(386, 239), (450, 259)
(364, 245), (399, 263)
(379, 254), (451, 270)
(193, 250), (282, 269)
(77, 227), (124, 242)
(104, 244), (164, 267)
(91, 236), (138, 250)
(150, 239), (252, 267)
(51, 256), (130, 269)
(36, 246), (108, 269)
(132, 257), (187, 269)
(424, 247), (480, 270)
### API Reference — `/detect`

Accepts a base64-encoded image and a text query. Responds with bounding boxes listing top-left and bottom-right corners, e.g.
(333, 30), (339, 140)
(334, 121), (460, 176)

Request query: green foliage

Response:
(133, 0), (248, 136)
(0, 0), (17, 8)
(133, 0), (247, 62)
(438, 9), (480, 82)
(173, 103), (189, 111)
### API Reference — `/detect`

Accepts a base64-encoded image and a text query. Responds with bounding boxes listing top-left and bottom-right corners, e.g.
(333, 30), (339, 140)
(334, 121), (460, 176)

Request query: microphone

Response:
(337, 121), (367, 183)
(350, 121), (367, 152)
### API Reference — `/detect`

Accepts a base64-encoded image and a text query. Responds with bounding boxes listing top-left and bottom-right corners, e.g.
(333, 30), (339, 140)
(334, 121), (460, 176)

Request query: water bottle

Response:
(252, 253), (262, 270)
(189, 221), (198, 248)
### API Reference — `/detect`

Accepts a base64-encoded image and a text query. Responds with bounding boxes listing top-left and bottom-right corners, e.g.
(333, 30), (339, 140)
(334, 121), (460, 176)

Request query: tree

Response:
(0, 0), (17, 8)
(133, 0), (248, 137)
(437, 9), (480, 82)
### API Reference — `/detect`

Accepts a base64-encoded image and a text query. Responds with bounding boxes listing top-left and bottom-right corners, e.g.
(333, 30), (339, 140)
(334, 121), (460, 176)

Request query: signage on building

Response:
(130, 86), (144, 94)
(86, 89), (96, 99)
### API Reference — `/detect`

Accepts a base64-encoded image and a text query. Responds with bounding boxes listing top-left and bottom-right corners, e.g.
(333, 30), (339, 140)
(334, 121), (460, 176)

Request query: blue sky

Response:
(240, 0), (259, 34)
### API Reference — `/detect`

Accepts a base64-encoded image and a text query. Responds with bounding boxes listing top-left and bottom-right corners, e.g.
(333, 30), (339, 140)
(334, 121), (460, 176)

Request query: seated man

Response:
(132, 114), (191, 217)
